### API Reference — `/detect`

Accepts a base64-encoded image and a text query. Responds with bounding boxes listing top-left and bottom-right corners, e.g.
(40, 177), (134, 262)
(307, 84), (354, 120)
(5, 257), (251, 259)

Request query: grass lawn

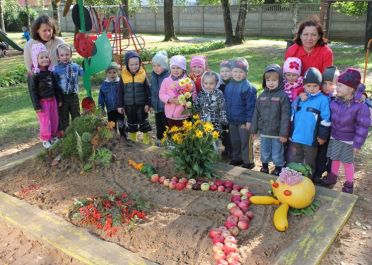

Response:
(0, 33), (371, 149)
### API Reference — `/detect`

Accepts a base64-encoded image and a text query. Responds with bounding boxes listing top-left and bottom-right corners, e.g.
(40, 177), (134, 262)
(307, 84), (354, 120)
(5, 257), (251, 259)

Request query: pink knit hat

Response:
(170, 55), (187, 71)
(31, 43), (51, 74)
(338, 68), (361, 90)
(190, 55), (207, 69)
(283, 57), (302, 76)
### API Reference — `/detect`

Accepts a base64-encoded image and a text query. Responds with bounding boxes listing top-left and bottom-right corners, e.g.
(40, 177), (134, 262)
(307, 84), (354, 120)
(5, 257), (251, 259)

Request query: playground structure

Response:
(0, 30), (23, 57)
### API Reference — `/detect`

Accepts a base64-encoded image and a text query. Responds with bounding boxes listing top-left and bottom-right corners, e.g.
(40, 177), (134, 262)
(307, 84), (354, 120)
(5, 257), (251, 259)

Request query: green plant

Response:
(0, 65), (27, 88)
(4, 6), (38, 32)
(162, 115), (220, 179)
(90, 147), (112, 168)
(98, 127), (113, 141)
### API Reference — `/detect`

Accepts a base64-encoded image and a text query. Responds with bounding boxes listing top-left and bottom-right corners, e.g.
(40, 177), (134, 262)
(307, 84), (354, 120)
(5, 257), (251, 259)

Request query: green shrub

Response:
(4, 7), (38, 32)
(0, 65), (27, 88)
(140, 41), (225, 61)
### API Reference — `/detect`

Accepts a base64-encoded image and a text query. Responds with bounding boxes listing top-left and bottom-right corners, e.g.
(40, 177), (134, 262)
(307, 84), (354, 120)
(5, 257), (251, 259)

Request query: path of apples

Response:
(129, 160), (254, 265)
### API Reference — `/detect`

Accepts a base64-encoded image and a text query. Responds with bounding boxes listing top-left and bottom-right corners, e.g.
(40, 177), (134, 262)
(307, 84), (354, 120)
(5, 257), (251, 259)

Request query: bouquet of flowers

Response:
(176, 77), (194, 114)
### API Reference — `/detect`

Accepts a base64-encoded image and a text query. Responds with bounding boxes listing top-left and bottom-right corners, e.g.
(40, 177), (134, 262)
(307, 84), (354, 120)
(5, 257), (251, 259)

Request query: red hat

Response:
(338, 68), (361, 90)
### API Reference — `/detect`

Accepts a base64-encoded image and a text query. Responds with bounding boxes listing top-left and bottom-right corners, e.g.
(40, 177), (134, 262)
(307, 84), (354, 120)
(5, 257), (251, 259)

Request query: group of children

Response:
(29, 42), (371, 194)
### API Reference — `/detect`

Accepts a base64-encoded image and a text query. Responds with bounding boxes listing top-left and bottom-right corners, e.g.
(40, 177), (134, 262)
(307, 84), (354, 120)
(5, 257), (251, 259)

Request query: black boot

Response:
(320, 172), (338, 187)
(342, 181), (353, 194)
(270, 166), (282, 176)
(260, 163), (269, 174)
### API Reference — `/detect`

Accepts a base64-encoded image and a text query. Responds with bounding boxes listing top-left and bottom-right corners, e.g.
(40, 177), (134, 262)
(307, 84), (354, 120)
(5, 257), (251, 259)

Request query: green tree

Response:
(0, 0), (4, 32)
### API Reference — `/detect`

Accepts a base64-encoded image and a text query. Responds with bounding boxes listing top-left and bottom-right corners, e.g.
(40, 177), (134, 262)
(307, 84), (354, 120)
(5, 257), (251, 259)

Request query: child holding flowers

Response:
(159, 55), (196, 128)
(189, 55), (208, 94)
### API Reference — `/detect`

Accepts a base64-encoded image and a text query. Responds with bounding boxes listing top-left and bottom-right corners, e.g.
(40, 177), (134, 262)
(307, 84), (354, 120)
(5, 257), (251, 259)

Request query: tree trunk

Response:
(220, 0), (234, 45)
(0, 0), (5, 32)
(319, 0), (331, 40)
(25, 0), (31, 29)
(366, 2), (372, 51)
(164, 0), (178, 41)
(52, 1), (62, 36)
(121, 0), (129, 16)
(234, 0), (248, 44)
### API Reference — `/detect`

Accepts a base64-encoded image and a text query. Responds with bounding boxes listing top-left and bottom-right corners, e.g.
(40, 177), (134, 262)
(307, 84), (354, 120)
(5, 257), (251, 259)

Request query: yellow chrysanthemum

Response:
(170, 126), (179, 133)
(186, 101), (192, 108)
(212, 131), (219, 139)
(204, 122), (214, 133)
(195, 130), (203, 138)
(193, 114), (200, 120)
(184, 92), (192, 99)
(179, 79), (186, 86)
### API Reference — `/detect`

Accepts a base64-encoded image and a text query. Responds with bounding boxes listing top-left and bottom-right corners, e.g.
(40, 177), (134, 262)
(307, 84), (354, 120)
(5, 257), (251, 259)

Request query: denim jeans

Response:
(260, 136), (284, 167)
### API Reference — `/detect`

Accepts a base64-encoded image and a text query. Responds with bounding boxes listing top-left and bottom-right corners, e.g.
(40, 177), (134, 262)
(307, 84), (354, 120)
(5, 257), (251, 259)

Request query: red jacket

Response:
(285, 43), (333, 75)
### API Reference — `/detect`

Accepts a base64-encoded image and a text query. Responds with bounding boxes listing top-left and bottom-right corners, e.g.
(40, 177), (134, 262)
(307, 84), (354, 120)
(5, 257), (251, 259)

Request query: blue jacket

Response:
(291, 91), (331, 146)
(53, 61), (84, 94)
(224, 79), (257, 125)
(150, 70), (169, 112)
(98, 77), (120, 112)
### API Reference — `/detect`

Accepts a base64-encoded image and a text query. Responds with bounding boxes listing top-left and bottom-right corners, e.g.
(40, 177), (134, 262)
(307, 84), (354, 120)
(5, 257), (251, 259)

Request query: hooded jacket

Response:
(53, 61), (84, 95)
(250, 64), (291, 137)
(150, 69), (169, 112)
(330, 85), (371, 149)
(117, 51), (150, 107)
(98, 77), (120, 112)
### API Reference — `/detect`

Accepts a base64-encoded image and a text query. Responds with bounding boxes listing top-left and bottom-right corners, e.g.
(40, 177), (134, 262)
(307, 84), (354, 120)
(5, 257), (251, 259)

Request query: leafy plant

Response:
(162, 114), (220, 179)
(91, 147), (113, 168)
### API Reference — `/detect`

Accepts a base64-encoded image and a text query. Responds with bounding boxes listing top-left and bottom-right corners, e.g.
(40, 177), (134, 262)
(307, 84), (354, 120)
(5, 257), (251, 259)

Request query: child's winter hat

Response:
(170, 55), (187, 71)
(220, 60), (232, 69)
(124, 51), (141, 71)
(152, 51), (168, 69)
(31, 43), (49, 74)
(106, 61), (120, 73)
(337, 68), (361, 90)
(322, 66), (340, 83)
(263, 64), (283, 88)
(303, 67), (322, 85)
(232, 58), (249, 73)
(283, 57), (301, 76)
(190, 55), (207, 70)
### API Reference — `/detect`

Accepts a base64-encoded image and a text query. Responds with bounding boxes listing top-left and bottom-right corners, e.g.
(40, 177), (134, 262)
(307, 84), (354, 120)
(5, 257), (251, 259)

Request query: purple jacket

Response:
(330, 97), (370, 149)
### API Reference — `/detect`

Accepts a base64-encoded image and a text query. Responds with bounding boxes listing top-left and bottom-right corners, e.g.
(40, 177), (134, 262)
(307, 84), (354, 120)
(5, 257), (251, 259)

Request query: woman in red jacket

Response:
(285, 18), (333, 75)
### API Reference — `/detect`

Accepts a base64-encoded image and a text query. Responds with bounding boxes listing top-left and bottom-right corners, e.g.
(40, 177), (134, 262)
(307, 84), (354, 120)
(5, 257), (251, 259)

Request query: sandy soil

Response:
(0, 133), (371, 265)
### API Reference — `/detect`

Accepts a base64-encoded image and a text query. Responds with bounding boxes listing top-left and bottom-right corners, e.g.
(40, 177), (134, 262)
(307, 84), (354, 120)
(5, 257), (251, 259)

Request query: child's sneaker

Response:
(51, 137), (60, 145)
(42, 141), (51, 149)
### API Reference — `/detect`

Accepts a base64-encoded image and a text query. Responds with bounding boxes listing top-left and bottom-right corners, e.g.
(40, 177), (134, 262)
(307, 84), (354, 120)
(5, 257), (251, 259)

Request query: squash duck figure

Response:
(250, 164), (316, 232)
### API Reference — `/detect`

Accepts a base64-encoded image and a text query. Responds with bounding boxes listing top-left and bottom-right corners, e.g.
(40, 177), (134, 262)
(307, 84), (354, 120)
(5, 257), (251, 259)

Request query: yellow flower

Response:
(184, 92), (191, 99)
(204, 122), (214, 133)
(195, 130), (203, 138)
(179, 79), (186, 86)
(170, 126), (179, 133)
(212, 131), (219, 139)
(183, 120), (192, 131)
(184, 77), (191, 84)
(186, 101), (192, 108)
(193, 114), (200, 120)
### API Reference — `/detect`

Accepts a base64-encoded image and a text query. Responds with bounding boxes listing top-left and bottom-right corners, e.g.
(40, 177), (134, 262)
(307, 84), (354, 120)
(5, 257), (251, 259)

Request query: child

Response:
(159, 55), (196, 128)
(250, 64), (291, 176)
(288, 67), (330, 172)
(322, 69), (370, 193)
(98, 62), (126, 137)
(28, 43), (61, 149)
(117, 51), (151, 144)
(189, 55), (207, 94)
(53, 44), (84, 134)
(283, 57), (304, 102)
(22, 26), (31, 42)
(150, 51), (170, 146)
(219, 60), (233, 157)
(194, 71), (227, 134)
(224, 58), (257, 169)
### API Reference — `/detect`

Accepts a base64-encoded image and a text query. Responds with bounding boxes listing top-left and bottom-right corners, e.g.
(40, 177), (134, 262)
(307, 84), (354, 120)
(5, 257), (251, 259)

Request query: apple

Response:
(186, 183), (193, 189)
(223, 242), (237, 254)
(228, 262), (241, 265)
(238, 200), (250, 211)
(238, 215), (250, 222)
(224, 180), (234, 188)
(231, 207), (244, 218)
(224, 235), (237, 244)
(231, 195), (241, 203)
(176, 182), (185, 191)
(245, 211), (254, 220)
(213, 242), (224, 253)
(214, 179), (223, 186)
(240, 195), (248, 200)
(230, 190), (240, 196)
(209, 184), (218, 191)
(221, 230), (231, 238)
(218, 226), (228, 232)
(224, 220), (236, 229)
(229, 206), (239, 215)
(192, 183), (201, 190)
(212, 234), (225, 244)
(171, 176), (178, 182)
(179, 177), (188, 183)
(227, 202), (237, 210)
(233, 184), (241, 191)
(229, 226), (240, 236)
(209, 228), (221, 239)
(213, 250), (226, 261)
(158, 176), (166, 184)
(163, 179), (170, 187)
(150, 174), (159, 183)
(225, 187), (232, 193)
(217, 260), (228, 265)
(168, 182), (176, 189)
(246, 191), (254, 198)
(217, 185), (225, 192)
(240, 188), (249, 196)
(227, 215), (238, 225)
(226, 252), (241, 263)
(200, 183), (210, 191)
(188, 178), (196, 185)
(238, 220), (249, 230)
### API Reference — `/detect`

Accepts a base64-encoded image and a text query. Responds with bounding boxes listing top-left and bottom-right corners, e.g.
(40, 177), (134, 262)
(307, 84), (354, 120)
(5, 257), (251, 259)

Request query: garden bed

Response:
(0, 135), (347, 265)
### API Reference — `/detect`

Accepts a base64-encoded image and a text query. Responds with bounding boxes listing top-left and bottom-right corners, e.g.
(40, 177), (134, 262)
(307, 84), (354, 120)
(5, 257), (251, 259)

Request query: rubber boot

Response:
(270, 166), (282, 176)
(260, 163), (269, 174)
(342, 181), (353, 194)
(320, 172), (338, 187)
(128, 132), (137, 142)
(142, 132), (150, 145)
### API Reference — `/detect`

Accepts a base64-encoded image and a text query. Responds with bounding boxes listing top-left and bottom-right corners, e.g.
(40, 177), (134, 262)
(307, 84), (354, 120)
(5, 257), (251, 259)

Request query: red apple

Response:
(221, 230), (231, 238)
(224, 180), (234, 188)
(176, 182), (185, 191)
(212, 234), (225, 244)
(214, 179), (223, 186)
(226, 252), (241, 263)
(227, 215), (238, 225)
(231, 207), (244, 218)
(228, 262), (241, 265)
(224, 235), (237, 244)
(224, 220), (236, 229)
(231, 195), (241, 203)
(150, 174), (159, 183)
(158, 176), (166, 184)
(238, 220), (249, 230)
(168, 182), (176, 189)
(230, 190), (240, 196)
(229, 206), (239, 215)
(218, 226), (228, 232)
(171, 176), (178, 182)
(223, 242), (237, 254)
(213, 242), (224, 253)
(213, 250), (226, 261)
(209, 184), (218, 191)
(238, 215), (250, 222)
(186, 183), (193, 189)
(238, 200), (250, 211)
(229, 226), (240, 236)
(233, 184), (241, 191)
(217, 185), (225, 192)
(163, 179), (170, 187)
(246, 191), (254, 198)
(225, 187), (233, 193)
(245, 211), (254, 220)
(179, 177), (188, 183)
(209, 228), (221, 239)
(227, 202), (237, 210)
(217, 260), (228, 265)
